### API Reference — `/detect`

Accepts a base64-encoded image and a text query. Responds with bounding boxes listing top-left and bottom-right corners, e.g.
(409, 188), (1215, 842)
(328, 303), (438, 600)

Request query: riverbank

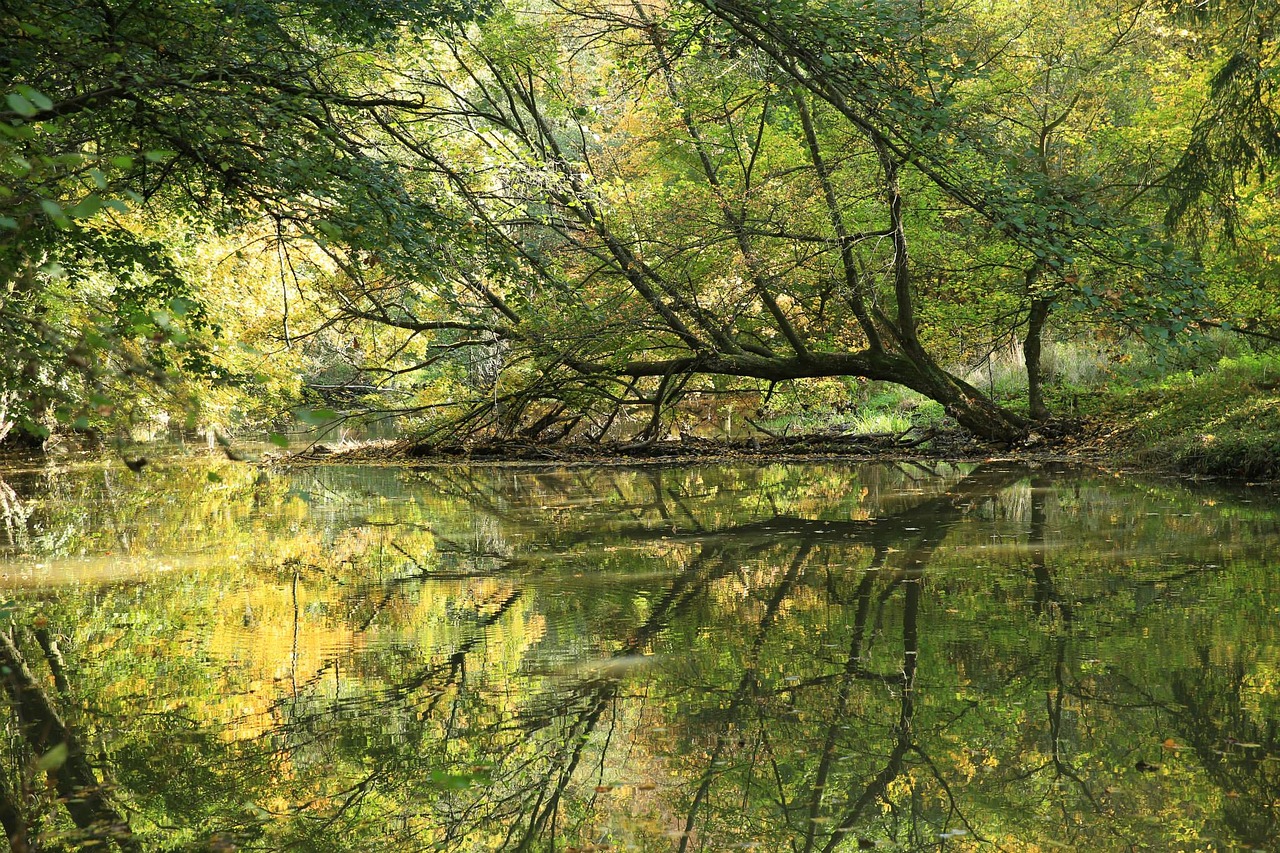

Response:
(1, 355), (1270, 483)
(1066, 353), (1280, 480)
(288, 355), (1279, 482)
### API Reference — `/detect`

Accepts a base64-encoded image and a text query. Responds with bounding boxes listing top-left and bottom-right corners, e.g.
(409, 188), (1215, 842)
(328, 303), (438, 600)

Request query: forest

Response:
(2, 0), (1279, 472)
(4, 5), (1280, 847)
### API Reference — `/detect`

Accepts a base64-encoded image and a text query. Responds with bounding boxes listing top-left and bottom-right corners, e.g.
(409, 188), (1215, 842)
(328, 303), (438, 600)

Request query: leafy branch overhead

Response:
(0, 0), (1276, 445)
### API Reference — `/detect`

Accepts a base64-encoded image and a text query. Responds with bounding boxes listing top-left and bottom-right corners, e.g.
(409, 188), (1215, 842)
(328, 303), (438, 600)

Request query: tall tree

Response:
(314, 1), (1033, 442)
(311, 0), (1210, 444)
(1164, 0), (1280, 236)
(685, 0), (1211, 419)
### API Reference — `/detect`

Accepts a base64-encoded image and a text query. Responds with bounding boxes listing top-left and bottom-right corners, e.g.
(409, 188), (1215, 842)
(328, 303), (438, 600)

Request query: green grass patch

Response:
(1092, 353), (1280, 479)
(756, 381), (946, 437)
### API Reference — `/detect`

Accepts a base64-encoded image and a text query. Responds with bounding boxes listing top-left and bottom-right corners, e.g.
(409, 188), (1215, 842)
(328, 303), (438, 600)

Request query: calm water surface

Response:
(0, 459), (1277, 851)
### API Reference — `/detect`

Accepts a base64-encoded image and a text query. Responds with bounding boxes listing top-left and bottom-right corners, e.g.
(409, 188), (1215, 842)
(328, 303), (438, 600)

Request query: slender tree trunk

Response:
(791, 87), (882, 353)
(1025, 296), (1053, 422)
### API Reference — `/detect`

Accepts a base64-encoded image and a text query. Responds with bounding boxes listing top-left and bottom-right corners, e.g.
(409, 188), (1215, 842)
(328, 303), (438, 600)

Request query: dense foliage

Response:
(1, 0), (1277, 445)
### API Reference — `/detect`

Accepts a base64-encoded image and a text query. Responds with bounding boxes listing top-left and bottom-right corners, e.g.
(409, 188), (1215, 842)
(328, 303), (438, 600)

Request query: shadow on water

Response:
(0, 459), (1276, 849)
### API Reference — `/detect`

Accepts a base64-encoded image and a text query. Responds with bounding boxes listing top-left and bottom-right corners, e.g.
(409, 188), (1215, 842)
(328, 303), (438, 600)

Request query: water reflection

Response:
(0, 460), (1276, 849)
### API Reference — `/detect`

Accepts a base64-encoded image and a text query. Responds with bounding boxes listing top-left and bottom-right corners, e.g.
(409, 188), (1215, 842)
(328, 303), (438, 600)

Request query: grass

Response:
(848, 410), (915, 436)
(1084, 352), (1280, 479)
(756, 383), (946, 438)
(686, 337), (1279, 479)
(948, 338), (1280, 479)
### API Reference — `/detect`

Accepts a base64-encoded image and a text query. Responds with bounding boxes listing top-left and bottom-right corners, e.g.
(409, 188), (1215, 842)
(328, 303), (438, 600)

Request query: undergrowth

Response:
(1085, 352), (1280, 479)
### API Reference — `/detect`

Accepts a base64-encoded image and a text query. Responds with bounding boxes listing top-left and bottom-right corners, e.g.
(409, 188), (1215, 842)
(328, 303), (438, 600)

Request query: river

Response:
(0, 458), (1276, 850)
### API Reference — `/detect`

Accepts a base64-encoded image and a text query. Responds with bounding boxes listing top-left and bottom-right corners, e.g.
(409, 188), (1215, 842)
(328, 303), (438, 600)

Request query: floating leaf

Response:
(294, 407), (337, 426)
(67, 193), (104, 218)
(15, 85), (52, 111)
(315, 220), (343, 240)
(427, 770), (487, 790)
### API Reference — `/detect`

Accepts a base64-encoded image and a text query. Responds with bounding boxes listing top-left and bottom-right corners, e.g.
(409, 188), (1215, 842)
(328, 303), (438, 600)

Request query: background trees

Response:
(2, 0), (1276, 446)
(0, 0), (473, 440)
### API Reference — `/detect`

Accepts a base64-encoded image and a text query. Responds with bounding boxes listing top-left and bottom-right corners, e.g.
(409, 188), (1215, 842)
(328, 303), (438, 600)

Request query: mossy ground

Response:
(1074, 354), (1280, 480)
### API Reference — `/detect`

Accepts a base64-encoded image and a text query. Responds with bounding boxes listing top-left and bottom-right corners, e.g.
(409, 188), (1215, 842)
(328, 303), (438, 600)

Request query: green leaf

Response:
(67, 194), (104, 218)
(35, 743), (68, 772)
(267, 433), (290, 448)
(145, 149), (177, 162)
(39, 201), (71, 228)
(6, 92), (37, 117)
(427, 770), (489, 789)
(207, 471), (223, 483)
(15, 85), (52, 112)
(315, 220), (343, 240)
(295, 407), (337, 426)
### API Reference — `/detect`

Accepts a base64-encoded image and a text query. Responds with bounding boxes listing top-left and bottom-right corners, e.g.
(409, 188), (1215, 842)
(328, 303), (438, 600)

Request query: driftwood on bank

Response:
(285, 425), (1001, 466)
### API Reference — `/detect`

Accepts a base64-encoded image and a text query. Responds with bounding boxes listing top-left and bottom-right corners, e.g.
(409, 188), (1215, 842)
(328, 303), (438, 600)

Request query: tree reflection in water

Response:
(0, 460), (1276, 849)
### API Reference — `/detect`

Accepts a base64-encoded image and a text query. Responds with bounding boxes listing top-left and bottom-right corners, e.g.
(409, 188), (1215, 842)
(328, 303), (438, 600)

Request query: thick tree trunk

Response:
(614, 349), (1028, 444)
(902, 358), (1029, 444)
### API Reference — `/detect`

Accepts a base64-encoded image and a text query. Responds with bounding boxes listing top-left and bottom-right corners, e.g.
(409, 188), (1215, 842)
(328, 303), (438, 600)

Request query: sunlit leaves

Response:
(0, 0), (484, 443)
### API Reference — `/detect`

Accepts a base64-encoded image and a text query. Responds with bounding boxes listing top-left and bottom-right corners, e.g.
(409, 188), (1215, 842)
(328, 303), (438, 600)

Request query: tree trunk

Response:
(896, 356), (1028, 444)
(0, 771), (28, 853)
(614, 350), (1030, 444)
(1025, 297), (1053, 422)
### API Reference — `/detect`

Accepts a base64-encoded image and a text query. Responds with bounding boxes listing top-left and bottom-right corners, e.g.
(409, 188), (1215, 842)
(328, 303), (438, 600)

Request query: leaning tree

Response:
(302, 0), (1205, 444)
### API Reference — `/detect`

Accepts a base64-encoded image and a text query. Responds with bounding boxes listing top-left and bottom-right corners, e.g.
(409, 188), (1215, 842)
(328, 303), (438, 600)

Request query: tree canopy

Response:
(1, 0), (1277, 445)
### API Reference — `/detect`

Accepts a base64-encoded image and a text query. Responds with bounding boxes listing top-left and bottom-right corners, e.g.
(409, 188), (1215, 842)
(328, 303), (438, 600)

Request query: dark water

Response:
(0, 459), (1277, 851)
